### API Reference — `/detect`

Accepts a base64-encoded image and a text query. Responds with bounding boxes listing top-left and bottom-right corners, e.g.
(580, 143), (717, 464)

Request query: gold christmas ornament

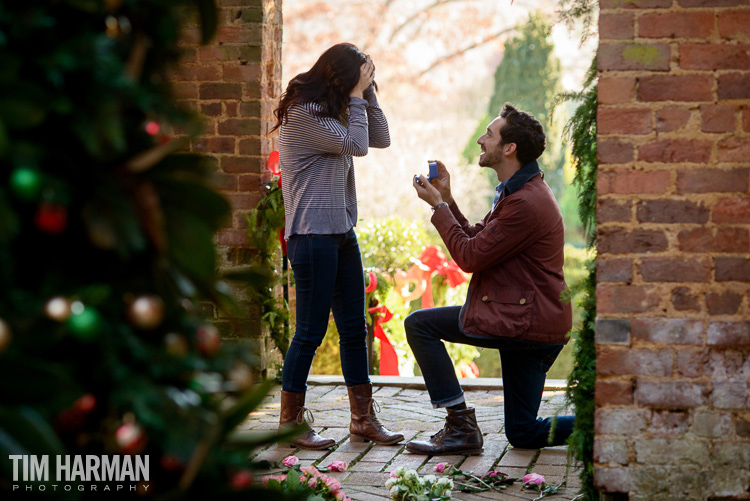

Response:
(127, 294), (165, 330)
(164, 333), (189, 357)
(228, 363), (253, 392)
(45, 296), (72, 322)
(0, 319), (11, 353)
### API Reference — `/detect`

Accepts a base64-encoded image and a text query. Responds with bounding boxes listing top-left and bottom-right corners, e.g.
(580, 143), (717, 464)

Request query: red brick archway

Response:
(596, 2), (750, 499)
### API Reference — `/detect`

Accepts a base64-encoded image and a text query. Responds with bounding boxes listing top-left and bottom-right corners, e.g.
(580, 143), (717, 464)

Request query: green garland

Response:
(559, 58), (598, 499)
(245, 180), (291, 358)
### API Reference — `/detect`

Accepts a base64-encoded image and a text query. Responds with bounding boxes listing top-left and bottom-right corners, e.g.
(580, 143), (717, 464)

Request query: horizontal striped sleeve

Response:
(284, 101), (369, 158)
(279, 97), (391, 238)
(363, 92), (390, 149)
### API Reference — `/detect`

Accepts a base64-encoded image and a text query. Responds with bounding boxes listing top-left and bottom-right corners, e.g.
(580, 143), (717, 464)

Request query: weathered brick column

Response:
(176, 0), (282, 374)
(596, 1), (750, 499)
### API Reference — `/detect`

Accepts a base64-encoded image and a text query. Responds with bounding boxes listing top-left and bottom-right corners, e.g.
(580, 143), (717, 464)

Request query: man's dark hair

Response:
(498, 103), (546, 165)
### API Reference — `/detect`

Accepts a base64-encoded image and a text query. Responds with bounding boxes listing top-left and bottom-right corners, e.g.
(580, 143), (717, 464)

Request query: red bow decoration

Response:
(415, 245), (447, 309)
(457, 360), (479, 379)
(367, 304), (399, 376)
(267, 150), (280, 176)
(394, 246), (468, 308)
(440, 259), (468, 288)
(365, 272), (377, 293)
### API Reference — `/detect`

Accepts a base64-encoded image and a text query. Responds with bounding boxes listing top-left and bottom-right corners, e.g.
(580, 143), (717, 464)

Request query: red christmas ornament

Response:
(145, 121), (160, 136)
(75, 394), (97, 414)
(160, 455), (183, 471)
(0, 319), (11, 353)
(196, 324), (220, 356)
(35, 202), (68, 234)
(115, 422), (147, 454)
(231, 470), (253, 490)
(55, 394), (96, 432)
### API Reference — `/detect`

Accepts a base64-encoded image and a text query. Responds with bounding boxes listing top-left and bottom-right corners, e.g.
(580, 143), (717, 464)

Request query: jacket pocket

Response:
(474, 287), (535, 338)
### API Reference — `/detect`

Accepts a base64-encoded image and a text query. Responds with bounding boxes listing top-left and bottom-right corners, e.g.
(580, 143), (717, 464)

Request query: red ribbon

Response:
(440, 259), (468, 288)
(416, 245), (447, 309)
(367, 304), (399, 376)
(365, 272), (377, 293)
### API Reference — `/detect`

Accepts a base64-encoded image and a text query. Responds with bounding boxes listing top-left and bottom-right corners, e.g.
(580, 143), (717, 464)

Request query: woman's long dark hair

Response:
(272, 43), (374, 132)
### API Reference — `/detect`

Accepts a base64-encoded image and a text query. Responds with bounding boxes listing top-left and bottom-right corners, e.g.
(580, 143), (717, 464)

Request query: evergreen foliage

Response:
(558, 58), (598, 499)
(0, 1), (289, 498)
(462, 12), (566, 204)
(244, 181), (290, 358)
(557, 0), (599, 45)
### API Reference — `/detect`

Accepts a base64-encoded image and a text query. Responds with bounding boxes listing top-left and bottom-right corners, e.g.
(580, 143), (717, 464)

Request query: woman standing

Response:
(273, 43), (403, 449)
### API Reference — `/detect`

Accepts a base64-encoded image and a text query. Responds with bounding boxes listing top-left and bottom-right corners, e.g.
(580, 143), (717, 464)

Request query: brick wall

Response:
(596, 1), (750, 499)
(176, 0), (282, 374)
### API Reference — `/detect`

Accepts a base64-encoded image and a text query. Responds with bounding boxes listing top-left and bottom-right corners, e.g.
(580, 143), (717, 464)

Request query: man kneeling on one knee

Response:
(408, 103), (575, 455)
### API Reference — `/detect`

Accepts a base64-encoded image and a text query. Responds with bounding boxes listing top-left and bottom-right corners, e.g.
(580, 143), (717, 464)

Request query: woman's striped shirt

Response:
(279, 93), (390, 239)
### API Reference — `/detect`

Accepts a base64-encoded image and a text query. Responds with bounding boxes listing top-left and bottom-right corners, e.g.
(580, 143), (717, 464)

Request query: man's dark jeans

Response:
(405, 306), (575, 449)
(282, 229), (370, 393)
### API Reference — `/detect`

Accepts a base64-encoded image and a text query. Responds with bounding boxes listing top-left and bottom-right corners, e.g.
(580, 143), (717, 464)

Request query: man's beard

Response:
(478, 148), (502, 167)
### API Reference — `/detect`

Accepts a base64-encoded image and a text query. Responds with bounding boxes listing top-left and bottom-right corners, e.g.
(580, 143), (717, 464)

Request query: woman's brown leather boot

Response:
(279, 390), (335, 450)
(348, 383), (404, 445)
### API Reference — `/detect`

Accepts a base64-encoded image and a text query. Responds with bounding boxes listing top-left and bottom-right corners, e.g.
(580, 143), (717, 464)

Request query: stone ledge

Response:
(308, 375), (569, 391)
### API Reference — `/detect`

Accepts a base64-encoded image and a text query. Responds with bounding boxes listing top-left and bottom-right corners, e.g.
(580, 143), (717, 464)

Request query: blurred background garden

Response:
(276, 0), (596, 381)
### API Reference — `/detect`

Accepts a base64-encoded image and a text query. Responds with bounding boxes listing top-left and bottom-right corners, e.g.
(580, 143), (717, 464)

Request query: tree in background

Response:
(0, 1), (284, 498)
(462, 12), (567, 213)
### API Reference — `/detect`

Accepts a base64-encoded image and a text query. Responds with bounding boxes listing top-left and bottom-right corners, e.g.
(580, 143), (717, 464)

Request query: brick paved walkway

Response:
(244, 380), (582, 500)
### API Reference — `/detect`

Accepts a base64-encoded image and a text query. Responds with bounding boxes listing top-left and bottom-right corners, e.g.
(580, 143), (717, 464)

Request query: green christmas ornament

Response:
(10, 167), (43, 201)
(67, 303), (102, 341)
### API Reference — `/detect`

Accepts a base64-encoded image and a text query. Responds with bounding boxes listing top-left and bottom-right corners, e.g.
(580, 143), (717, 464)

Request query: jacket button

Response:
(482, 295), (488, 302)
(520, 298), (526, 305)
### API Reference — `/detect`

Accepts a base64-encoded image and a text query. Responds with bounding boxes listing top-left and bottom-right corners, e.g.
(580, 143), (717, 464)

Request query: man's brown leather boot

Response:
(405, 407), (484, 455)
(279, 390), (335, 450)
(348, 383), (404, 445)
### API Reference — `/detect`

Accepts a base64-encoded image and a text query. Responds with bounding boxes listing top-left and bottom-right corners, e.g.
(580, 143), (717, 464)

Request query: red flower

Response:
(267, 150), (280, 176)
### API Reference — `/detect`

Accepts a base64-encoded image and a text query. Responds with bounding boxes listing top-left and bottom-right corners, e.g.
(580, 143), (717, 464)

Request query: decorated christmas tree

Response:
(0, 1), (285, 498)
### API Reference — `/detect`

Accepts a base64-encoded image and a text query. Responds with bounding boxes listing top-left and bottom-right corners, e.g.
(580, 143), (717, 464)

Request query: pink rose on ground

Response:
(487, 470), (507, 478)
(301, 465), (321, 477)
(523, 472), (545, 486)
(282, 455), (299, 467)
(325, 476), (342, 492)
(262, 474), (287, 486)
(335, 491), (351, 501)
(328, 460), (348, 472)
(390, 470), (399, 478)
(434, 462), (449, 473)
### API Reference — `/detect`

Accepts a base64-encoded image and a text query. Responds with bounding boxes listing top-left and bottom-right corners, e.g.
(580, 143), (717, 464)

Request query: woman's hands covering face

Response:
(351, 56), (375, 99)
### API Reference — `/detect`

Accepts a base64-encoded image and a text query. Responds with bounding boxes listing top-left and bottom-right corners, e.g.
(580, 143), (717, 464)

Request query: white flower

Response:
(438, 477), (454, 487)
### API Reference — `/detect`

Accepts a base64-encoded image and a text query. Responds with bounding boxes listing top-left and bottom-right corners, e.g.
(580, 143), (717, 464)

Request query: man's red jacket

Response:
(431, 163), (573, 344)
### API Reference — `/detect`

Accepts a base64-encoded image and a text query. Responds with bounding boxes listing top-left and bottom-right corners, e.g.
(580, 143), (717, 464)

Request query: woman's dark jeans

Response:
(405, 306), (575, 449)
(282, 229), (370, 393)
